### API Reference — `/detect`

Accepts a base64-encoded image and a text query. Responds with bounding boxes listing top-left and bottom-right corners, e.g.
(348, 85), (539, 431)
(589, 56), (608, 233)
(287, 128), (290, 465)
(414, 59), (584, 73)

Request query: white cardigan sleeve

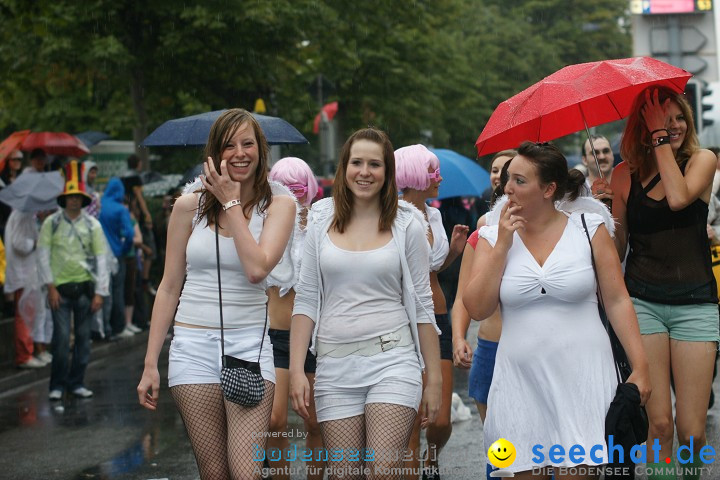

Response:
(405, 216), (435, 324)
(291, 220), (320, 322)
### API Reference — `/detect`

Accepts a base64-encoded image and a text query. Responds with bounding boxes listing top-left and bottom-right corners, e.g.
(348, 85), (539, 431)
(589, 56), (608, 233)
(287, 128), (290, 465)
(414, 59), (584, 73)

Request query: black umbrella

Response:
(142, 111), (308, 147)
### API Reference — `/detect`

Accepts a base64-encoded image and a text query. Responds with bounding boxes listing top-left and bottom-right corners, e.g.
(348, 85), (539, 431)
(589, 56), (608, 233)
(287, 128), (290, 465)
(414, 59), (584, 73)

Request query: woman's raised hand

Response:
(201, 157), (242, 205)
(497, 202), (525, 248)
(591, 178), (614, 205)
(449, 224), (470, 255)
(640, 88), (671, 134)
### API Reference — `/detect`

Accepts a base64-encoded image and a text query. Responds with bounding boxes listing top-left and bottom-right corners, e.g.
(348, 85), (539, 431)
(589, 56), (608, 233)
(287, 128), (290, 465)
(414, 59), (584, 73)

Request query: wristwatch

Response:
(652, 135), (671, 148)
(222, 199), (242, 211)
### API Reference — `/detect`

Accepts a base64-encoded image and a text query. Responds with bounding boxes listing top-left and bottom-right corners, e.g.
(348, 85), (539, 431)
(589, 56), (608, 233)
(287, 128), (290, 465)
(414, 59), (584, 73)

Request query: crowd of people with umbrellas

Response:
(3, 56), (720, 479)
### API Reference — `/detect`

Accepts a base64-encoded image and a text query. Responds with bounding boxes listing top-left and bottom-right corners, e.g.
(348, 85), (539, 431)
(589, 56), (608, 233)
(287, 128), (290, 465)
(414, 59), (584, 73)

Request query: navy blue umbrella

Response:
(142, 110), (308, 147)
(430, 149), (491, 200)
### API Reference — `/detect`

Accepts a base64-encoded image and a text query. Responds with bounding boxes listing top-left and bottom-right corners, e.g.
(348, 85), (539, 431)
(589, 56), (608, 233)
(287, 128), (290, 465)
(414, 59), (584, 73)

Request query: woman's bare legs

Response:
(304, 373), (326, 480)
(424, 360), (454, 476)
(267, 368), (290, 479)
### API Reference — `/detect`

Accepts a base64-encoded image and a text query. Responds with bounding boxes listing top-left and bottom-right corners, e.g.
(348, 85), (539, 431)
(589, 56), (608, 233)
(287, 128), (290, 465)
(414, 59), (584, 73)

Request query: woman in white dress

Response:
(463, 141), (650, 479)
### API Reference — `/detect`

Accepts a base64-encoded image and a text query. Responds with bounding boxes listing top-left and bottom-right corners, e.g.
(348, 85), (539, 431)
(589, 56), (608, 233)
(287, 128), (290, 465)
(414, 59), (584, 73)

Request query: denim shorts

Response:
(468, 338), (499, 404)
(268, 328), (317, 373)
(435, 313), (453, 361)
(631, 297), (720, 343)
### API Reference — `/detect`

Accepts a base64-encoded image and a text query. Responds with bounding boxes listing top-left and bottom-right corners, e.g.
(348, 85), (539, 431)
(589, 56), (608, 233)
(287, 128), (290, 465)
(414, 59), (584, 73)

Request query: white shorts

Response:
(168, 325), (276, 388)
(314, 344), (422, 422)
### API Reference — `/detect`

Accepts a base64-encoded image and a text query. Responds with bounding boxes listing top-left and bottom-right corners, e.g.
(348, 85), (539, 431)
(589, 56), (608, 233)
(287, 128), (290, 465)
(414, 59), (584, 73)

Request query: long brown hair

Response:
(620, 86), (700, 179)
(332, 128), (398, 233)
(197, 109), (273, 227)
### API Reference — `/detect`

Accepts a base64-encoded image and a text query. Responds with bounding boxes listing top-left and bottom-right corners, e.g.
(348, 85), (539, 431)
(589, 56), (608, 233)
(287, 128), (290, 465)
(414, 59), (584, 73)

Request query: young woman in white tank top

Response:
(394, 144), (469, 479)
(289, 128), (442, 480)
(136, 109), (295, 479)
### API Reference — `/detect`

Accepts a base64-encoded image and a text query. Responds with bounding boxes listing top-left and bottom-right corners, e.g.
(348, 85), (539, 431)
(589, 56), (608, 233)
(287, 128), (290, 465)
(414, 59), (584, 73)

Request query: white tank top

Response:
(317, 236), (409, 343)
(175, 213), (267, 328)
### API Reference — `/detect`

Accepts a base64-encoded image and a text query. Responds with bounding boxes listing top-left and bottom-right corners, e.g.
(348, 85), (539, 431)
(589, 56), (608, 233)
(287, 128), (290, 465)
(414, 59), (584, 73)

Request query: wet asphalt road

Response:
(0, 335), (719, 480)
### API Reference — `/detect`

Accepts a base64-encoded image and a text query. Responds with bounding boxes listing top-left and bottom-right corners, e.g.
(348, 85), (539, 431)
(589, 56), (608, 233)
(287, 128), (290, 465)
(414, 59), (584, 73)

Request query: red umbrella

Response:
(313, 101), (339, 134)
(21, 132), (90, 158)
(476, 57), (693, 160)
(0, 130), (31, 171)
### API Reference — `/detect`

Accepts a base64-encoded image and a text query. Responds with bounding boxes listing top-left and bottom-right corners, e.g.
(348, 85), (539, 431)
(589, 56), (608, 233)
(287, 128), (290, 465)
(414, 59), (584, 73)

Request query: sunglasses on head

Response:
(287, 183), (308, 198)
(427, 168), (441, 182)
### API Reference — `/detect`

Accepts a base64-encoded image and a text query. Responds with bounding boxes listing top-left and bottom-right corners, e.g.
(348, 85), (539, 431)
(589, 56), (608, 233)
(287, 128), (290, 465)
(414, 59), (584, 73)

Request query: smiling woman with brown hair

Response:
(289, 128), (442, 480)
(136, 108), (296, 479)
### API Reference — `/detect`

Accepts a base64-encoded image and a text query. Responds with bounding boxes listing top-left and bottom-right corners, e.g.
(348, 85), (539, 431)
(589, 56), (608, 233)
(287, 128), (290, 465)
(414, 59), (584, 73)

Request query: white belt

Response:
(315, 325), (413, 358)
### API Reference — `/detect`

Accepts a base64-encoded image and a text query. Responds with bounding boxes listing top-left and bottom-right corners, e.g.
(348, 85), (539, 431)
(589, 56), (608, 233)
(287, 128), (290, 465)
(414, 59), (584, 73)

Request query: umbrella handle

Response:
(581, 109), (604, 181)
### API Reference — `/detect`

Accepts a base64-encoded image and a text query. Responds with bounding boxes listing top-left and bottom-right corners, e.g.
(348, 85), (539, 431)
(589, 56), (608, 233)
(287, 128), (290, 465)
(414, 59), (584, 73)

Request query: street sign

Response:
(650, 26), (707, 53)
(653, 54), (708, 73)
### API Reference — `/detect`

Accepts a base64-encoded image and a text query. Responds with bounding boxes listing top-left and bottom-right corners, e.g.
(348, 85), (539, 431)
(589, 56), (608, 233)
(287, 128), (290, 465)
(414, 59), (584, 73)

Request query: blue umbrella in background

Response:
(430, 149), (490, 199)
(75, 131), (110, 148)
(142, 110), (308, 147)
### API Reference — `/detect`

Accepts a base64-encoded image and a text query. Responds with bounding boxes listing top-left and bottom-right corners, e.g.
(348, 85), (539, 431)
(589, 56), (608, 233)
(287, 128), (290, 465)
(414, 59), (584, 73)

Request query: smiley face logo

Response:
(488, 438), (517, 469)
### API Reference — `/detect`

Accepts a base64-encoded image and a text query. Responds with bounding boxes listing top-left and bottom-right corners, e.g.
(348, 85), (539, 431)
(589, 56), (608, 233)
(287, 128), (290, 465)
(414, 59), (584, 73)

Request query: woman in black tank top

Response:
(600, 86), (718, 479)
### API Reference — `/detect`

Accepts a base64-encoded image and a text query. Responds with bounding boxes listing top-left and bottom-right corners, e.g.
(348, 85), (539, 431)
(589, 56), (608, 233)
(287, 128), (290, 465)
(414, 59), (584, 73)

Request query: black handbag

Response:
(215, 225), (267, 407)
(581, 214), (648, 479)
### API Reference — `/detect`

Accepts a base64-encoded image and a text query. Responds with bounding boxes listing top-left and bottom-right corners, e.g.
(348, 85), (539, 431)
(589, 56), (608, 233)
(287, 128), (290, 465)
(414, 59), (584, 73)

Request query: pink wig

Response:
(269, 157), (318, 206)
(394, 144), (440, 191)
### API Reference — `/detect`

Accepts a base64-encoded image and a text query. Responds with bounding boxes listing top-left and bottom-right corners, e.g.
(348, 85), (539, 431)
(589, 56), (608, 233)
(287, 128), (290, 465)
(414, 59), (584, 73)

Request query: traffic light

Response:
(685, 80), (713, 135)
(701, 83), (714, 131)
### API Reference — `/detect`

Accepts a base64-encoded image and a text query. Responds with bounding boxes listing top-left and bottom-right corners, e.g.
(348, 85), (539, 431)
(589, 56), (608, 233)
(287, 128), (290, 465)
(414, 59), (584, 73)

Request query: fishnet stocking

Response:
(171, 381), (275, 480)
(226, 380), (275, 479)
(320, 414), (366, 480)
(171, 384), (229, 479)
(365, 403), (417, 480)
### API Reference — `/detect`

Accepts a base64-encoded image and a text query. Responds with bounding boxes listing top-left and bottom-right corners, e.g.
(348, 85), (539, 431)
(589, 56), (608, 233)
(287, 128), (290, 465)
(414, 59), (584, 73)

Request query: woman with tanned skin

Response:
(595, 87), (718, 480)
(452, 150), (514, 479)
(452, 149), (515, 420)
(265, 157), (325, 480)
(136, 109), (295, 479)
(394, 144), (468, 480)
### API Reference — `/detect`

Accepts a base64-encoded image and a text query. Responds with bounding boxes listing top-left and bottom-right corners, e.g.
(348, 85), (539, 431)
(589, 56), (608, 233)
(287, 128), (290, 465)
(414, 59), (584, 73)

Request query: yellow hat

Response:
(58, 160), (92, 208)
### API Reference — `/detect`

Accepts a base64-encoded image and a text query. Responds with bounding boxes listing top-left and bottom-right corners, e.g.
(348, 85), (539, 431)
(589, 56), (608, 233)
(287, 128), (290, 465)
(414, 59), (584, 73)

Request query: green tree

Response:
(0, 0), (630, 172)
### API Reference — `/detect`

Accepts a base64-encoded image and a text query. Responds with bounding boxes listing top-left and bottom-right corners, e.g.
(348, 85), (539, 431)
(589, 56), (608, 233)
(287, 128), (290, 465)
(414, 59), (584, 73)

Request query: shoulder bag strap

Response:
(215, 220), (268, 364)
(581, 213), (622, 385)
(215, 225), (226, 358)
